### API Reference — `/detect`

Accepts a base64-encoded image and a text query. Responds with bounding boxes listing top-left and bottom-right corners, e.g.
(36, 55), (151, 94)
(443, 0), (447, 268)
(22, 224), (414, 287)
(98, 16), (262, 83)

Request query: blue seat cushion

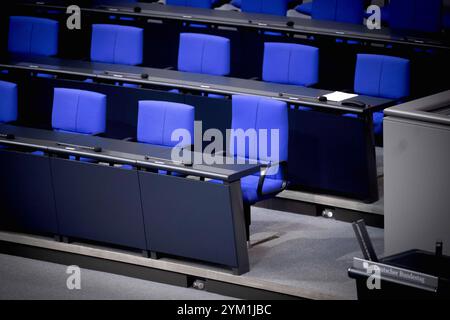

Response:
(354, 54), (410, 100)
(263, 42), (319, 87)
(178, 33), (230, 76)
(241, 0), (289, 16)
(230, 95), (288, 163)
(389, 0), (442, 33)
(137, 100), (194, 147)
(295, 2), (312, 15)
(312, 0), (365, 24)
(8, 16), (59, 56)
(0, 80), (18, 123)
(52, 88), (107, 135)
(91, 24), (143, 65)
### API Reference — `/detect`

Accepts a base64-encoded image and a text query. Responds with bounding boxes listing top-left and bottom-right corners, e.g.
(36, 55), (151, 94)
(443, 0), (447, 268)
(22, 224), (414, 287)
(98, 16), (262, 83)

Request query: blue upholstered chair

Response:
(220, 95), (289, 240)
(52, 88), (107, 135)
(8, 16), (59, 56)
(91, 24), (143, 65)
(0, 80), (18, 124)
(262, 42), (319, 87)
(166, 0), (217, 8)
(346, 54), (410, 135)
(389, 0), (442, 33)
(178, 33), (230, 76)
(311, 0), (365, 24)
(137, 101), (194, 148)
(241, 0), (289, 16)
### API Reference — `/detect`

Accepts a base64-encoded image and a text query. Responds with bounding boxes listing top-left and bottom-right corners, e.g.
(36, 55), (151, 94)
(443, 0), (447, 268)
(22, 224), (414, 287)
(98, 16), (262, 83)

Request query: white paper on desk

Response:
(323, 91), (358, 102)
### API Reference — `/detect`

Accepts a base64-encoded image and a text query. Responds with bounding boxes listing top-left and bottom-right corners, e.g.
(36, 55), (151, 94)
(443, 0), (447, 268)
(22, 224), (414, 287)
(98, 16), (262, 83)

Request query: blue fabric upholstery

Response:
(8, 16), (58, 56)
(312, 0), (365, 24)
(241, 0), (289, 16)
(178, 33), (230, 76)
(0, 80), (18, 123)
(91, 24), (143, 65)
(354, 54), (410, 100)
(295, 2), (313, 15)
(137, 101), (194, 148)
(229, 95), (288, 204)
(389, 0), (442, 33)
(231, 0), (242, 8)
(351, 54), (410, 135)
(52, 88), (107, 135)
(166, 0), (215, 8)
(262, 42), (319, 87)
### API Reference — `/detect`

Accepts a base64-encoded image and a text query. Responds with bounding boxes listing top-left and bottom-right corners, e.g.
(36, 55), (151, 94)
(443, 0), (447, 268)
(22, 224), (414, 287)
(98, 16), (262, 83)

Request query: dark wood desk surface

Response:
(0, 55), (394, 114)
(0, 123), (260, 182)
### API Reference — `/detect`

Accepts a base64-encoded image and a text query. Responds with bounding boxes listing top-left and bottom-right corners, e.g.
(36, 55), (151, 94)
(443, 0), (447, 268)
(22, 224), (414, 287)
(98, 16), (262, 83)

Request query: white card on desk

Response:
(324, 91), (358, 102)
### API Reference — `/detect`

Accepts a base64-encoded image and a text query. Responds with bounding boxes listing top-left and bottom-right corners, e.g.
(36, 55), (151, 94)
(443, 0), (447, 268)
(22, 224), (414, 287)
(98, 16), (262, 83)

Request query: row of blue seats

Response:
(295, 0), (449, 32)
(163, 0), (449, 32)
(7, 16), (411, 122)
(0, 81), (287, 234)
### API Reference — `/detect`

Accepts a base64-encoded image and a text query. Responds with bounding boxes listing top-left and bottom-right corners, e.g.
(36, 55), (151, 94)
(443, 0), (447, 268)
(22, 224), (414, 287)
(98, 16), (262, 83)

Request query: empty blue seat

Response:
(91, 24), (143, 65)
(220, 95), (288, 239)
(352, 54), (410, 134)
(241, 0), (289, 16)
(263, 42), (319, 87)
(166, 0), (216, 8)
(354, 54), (410, 100)
(137, 101), (194, 148)
(312, 0), (365, 24)
(52, 88), (107, 135)
(0, 80), (18, 123)
(8, 16), (59, 56)
(178, 33), (230, 76)
(389, 0), (442, 33)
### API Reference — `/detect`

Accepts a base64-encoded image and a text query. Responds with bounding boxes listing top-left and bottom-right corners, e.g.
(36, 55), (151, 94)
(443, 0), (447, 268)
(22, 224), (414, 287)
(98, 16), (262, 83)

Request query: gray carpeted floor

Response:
(0, 253), (235, 300)
(247, 207), (384, 300)
(0, 207), (383, 300)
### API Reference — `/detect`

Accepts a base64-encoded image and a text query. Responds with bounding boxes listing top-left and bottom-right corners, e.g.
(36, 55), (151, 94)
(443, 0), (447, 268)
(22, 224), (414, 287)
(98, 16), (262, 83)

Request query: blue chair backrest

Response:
(137, 101), (194, 148)
(0, 80), (18, 123)
(354, 54), (410, 99)
(178, 33), (230, 76)
(166, 0), (214, 8)
(230, 95), (288, 163)
(263, 42), (319, 87)
(241, 0), (289, 16)
(312, 0), (365, 24)
(91, 24), (143, 65)
(389, 0), (442, 33)
(8, 16), (59, 56)
(52, 88), (107, 135)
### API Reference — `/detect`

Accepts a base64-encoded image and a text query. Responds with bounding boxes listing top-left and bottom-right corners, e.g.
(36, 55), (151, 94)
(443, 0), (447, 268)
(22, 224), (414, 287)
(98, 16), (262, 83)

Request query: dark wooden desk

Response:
(0, 123), (259, 274)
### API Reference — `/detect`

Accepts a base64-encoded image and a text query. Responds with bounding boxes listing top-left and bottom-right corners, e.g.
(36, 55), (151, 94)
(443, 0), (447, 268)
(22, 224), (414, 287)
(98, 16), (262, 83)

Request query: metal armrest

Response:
(164, 66), (175, 70)
(122, 137), (136, 142)
(257, 160), (288, 198)
(249, 76), (260, 81)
